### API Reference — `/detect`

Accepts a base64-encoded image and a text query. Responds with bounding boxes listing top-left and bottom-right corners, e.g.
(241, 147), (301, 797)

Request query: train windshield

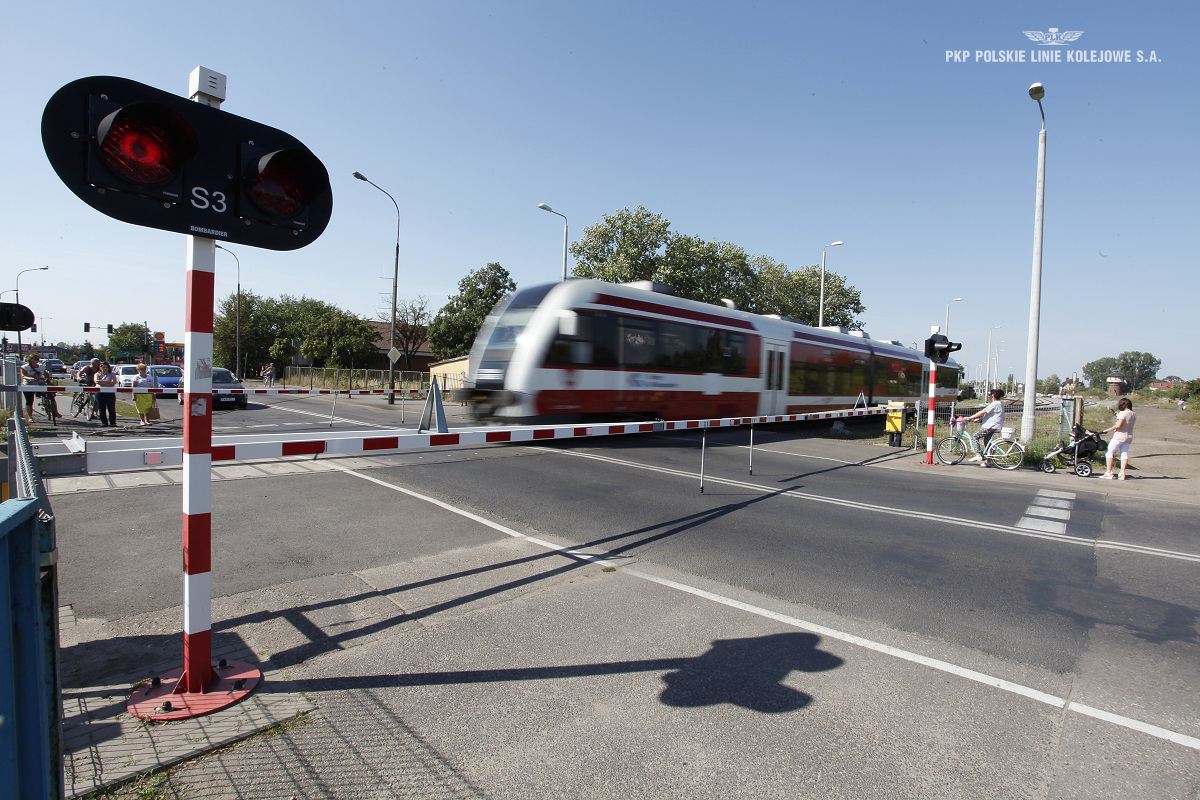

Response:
(472, 283), (557, 378)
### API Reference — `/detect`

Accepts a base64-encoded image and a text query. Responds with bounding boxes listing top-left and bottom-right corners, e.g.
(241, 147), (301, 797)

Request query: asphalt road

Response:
(44, 403), (1200, 798)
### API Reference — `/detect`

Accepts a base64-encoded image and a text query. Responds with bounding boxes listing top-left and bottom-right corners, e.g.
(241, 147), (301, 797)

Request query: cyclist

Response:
(76, 357), (101, 420)
(965, 388), (1006, 467)
(20, 353), (58, 423)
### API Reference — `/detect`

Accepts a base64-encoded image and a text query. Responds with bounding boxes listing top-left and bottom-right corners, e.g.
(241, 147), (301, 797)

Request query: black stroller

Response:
(1040, 424), (1106, 477)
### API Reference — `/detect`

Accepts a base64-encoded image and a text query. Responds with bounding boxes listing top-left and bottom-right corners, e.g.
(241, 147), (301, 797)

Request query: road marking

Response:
(1023, 506), (1071, 521)
(268, 403), (394, 428)
(331, 462), (1200, 753)
(548, 449), (1200, 564)
(1018, 490), (1075, 535)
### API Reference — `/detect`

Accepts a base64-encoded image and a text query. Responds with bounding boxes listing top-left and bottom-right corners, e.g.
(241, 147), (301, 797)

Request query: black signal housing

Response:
(42, 76), (332, 251)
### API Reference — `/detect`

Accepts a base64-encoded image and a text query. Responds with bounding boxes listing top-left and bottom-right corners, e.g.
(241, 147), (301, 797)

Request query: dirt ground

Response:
(1113, 403), (1200, 483)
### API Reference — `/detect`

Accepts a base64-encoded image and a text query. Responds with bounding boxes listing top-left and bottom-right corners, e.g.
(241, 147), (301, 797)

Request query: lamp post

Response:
(215, 244), (241, 379)
(537, 203), (569, 282)
(14, 266), (49, 358)
(353, 171), (401, 404)
(38, 318), (52, 349)
(993, 341), (1006, 393)
(985, 325), (1001, 395)
(818, 241), (844, 328)
(944, 297), (962, 338)
(1021, 81), (1047, 443)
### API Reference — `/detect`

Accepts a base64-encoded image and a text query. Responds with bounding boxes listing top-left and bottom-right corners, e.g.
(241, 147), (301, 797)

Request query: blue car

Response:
(148, 365), (184, 398)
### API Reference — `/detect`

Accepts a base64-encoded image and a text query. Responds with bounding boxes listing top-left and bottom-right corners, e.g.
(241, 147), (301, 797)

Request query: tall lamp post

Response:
(985, 325), (1001, 395)
(993, 341), (1006, 393)
(353, 171), (401, 404)
(537, 203), (569, 282)
(944, 297), (962, 337)
(818, 241), (844, 328)
(14, 266), (49, 358)
(215, 244), (241, 379)
(1021, 81), (1047, 442)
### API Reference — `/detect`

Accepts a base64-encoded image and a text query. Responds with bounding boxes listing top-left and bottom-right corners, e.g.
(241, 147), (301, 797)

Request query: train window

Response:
(657, 322), (703, 371)
(619, 317), (657, 368)
(723, 332), (747, 375)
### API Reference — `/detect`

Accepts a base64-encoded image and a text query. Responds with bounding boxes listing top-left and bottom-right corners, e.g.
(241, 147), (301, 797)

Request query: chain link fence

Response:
(280, 368), (469, 392)
(908, 398), (1075, 462)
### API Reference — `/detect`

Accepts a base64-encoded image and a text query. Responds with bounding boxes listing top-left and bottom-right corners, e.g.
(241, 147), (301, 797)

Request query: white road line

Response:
(1031, 497), (1073, 510)
(331, 462), (1200, 753)
(1016, 517), (1069, 534)
(549, 449), (1200, 564)
(1038, 489), (1077, 500)
(1023, 506), (1072, 521)
(268, 403), (394, 428)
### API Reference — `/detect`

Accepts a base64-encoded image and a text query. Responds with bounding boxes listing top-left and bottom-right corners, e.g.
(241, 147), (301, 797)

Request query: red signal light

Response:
(241, 147), (330, 226)
(91, 102), (196, 196)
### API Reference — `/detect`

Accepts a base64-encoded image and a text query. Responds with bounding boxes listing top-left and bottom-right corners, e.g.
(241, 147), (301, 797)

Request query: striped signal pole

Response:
(926, 362), (938, 465)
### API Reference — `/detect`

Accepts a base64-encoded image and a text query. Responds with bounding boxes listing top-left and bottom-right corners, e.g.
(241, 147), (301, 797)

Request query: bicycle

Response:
(39, 388), (59, 427)
(71, 388), (95, 419)
(935, 417), (1025, 470)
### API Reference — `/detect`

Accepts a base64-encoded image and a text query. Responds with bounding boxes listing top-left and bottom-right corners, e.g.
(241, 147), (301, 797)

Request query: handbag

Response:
(146, 400), (161, 420)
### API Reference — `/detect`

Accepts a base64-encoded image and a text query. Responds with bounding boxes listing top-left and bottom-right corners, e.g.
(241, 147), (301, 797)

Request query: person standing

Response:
(1102, 397), (1136, 480)
(20, 353), (58, 423)
(261, 362), (276, 388)
(131, 362), (155, 425)
(966, 388), (1006, 467)
(94, 361), (118, 427)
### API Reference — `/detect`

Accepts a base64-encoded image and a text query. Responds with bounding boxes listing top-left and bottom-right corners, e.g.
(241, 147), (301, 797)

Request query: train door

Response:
(761, 341), (789, 414)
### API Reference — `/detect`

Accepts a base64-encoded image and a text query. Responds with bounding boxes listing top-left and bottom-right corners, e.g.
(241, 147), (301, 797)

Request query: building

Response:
(365, 320), (436, 372)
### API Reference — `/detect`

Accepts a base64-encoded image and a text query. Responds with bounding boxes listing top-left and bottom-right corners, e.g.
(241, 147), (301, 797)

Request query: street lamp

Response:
(818, 241), (844, 328)
(537, 203), (569, 282)
(14, 266), (49, 358)
(215, 244), (242, 379)
(944, 297), (962, 338)
(985, 325), (1001, 394)
(353, 171), (401, 405)
(1021, 81), (1047, 442)
(993, 341), (1006, 392)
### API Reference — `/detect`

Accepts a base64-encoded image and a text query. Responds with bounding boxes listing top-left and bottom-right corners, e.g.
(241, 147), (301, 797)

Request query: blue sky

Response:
(2, 1), (1196, 382)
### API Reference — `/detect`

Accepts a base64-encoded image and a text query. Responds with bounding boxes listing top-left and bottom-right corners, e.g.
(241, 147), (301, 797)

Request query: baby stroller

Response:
(1040, 424), (1106, 477)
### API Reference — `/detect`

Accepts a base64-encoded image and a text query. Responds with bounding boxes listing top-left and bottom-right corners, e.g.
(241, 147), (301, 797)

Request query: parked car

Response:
(44, 358), (67, 375)
(177, 367), (248, 409)
(115, 364), (141, 387)
(71, 360), (90, 380)
(148, 365), (184, 398)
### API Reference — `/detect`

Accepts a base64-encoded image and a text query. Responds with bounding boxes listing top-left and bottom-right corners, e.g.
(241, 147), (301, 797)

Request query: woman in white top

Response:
(1102, 397), (1136, 480)
(131, 363), (155, 425)
(966, 389), (1006, 466)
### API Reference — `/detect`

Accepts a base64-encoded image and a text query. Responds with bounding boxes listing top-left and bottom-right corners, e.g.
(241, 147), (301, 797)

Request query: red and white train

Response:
(463, 279), (959, 423)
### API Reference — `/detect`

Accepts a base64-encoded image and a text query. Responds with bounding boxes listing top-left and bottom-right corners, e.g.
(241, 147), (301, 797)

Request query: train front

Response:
(459, 283), (560, 422)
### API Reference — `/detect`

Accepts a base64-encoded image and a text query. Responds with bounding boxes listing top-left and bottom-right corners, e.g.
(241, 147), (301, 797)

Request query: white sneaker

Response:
(968, 455), (983, 463)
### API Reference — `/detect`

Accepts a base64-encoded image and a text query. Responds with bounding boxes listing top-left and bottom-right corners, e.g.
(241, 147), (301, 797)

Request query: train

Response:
(461, 279), (959, 423)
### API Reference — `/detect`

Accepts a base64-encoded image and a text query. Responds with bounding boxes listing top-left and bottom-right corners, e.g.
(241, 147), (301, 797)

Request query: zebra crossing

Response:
(1015, 489), (1077, 534)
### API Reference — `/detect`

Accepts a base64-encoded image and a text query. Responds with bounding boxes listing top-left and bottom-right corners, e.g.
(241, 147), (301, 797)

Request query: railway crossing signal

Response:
(924, 334), (961, 365)
(41, 75), (332, 251)
(0, 302), (35, 331)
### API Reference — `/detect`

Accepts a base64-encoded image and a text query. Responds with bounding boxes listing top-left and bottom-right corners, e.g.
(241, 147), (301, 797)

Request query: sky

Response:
(2, 1), (1196, 383)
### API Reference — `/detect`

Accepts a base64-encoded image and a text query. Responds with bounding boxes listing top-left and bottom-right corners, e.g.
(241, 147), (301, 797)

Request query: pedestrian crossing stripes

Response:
(1016, 489), (1076, 534)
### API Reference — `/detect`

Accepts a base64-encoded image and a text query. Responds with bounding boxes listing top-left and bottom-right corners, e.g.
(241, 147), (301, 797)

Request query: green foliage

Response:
(381, 296), (432, 370)
(1113, 351), (1161, 390)
(1036, 373), (1061, 394)
(1081, 356), (1118, 388)
(214, 293), (380, 371)
(268, 337), (294, 367)
(429, 263), (516, 359)
(569, 205), (672, 283)
(107, 323), (151, 357)
(569, 206), (865, 326)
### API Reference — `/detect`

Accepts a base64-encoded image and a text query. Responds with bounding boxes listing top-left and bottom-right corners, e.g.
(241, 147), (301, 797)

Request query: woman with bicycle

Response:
(20, 353), (58, 423)
(966, 389), (1006, 467)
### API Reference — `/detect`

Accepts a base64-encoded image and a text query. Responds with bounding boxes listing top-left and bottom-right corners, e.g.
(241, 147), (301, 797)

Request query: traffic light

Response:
(107, 324), (114, 334)
(923, 334), (962, 365)
(42, 76), (332, 251)
(84, 322), (90, 332)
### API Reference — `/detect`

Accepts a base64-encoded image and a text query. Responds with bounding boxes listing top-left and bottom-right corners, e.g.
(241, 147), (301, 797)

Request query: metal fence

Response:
(910, 399), (1074, 458)
(1, 416), (63, 799)
(282, 367), (468, 392)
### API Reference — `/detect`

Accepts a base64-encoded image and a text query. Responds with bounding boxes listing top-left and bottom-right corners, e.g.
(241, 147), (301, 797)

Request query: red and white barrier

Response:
(19, 386), (449, 397)
(75, 406), (893, 473)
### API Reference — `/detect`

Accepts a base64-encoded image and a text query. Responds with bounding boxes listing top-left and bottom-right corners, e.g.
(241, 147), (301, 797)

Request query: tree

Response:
(1082, 357), (1118, 389)
(428, 263), (516, 359)
(379, 296), (431, 371)
(1113, 351), (1161, 390)
(569, 206), (672, 284)
(752, 255), (865, 328)
(658, 235), (760, 310)
(107, 322), (151, 359)
(1037, 374), (1061, 394)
